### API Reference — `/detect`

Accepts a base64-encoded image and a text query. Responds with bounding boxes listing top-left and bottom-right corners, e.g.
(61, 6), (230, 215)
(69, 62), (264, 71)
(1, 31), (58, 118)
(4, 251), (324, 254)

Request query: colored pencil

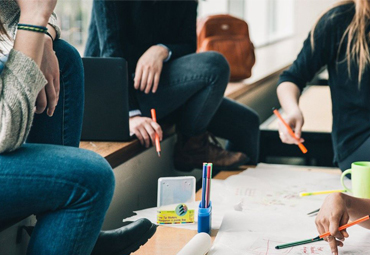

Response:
(201, 163), (207, 208)
(276, 215), (370, 250)
(150, 109), (161, 157)
(273, 108), (308, 154)
(205, 165), (211, 208)
(307, 208), (320, 216)
(300, 189), (347, 197)
(275, 237), (323, 249)
(314, 214), (370, 240)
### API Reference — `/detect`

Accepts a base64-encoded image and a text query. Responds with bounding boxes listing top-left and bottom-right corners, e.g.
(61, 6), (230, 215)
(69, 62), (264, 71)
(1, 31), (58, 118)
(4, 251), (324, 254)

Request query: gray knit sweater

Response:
(0, 1), (55, 153)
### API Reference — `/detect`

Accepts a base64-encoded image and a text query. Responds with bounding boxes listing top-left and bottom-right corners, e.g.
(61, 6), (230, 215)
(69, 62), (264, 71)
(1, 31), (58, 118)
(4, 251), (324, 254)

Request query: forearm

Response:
(0, 15), (48, 153)
(343, 193), (370, 229)
(277, 82), (301, 114)
(14, 15), (49, 65)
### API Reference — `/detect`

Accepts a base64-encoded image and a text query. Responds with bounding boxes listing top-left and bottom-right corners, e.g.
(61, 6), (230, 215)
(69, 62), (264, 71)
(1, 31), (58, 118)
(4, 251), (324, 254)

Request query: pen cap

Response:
(198, 202), (212, 234)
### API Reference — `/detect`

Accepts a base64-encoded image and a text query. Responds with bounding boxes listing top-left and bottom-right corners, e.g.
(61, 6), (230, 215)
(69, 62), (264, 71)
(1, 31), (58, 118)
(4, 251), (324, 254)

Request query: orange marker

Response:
(273, 109), (308, 154)
(313, 214), (370, 240)
(151, 109), (161, 157)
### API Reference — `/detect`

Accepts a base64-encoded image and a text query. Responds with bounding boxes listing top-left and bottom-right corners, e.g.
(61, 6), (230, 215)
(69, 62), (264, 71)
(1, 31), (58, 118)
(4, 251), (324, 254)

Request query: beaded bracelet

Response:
(17, 23), (48, 34)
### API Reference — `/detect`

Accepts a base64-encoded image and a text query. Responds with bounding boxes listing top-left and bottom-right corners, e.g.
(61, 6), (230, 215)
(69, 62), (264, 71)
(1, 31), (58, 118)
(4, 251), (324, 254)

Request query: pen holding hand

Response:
(276, 109), (305, 145)
(151, 109), (161, 157)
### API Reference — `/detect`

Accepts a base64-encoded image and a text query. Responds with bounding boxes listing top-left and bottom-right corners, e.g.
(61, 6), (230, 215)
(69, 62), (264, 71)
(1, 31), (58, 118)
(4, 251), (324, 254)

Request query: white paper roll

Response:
(177, 233), (212, 255)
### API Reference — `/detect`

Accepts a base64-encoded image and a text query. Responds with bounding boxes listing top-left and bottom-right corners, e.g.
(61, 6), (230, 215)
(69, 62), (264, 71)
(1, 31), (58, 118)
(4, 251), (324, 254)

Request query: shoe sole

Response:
(113, 223), (157, 255)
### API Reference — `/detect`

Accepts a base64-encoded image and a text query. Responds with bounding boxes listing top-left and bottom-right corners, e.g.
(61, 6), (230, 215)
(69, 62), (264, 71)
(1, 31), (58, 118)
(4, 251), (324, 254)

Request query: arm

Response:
(0, 0), (56, 153)
(276, 82), (304, 145)
(315, 193), (370, 255)
(134, 1), (197, 94)
(276, 13), (334, 145)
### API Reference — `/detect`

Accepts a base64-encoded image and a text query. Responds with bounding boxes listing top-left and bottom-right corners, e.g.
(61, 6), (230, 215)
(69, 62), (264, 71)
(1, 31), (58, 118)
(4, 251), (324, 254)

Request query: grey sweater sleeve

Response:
(0, 50), (47, 153)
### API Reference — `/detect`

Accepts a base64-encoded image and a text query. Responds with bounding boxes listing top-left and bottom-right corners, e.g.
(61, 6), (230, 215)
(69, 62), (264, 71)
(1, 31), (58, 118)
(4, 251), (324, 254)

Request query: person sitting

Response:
(85, 0), (260, 171)
(0, 0), (156, 254)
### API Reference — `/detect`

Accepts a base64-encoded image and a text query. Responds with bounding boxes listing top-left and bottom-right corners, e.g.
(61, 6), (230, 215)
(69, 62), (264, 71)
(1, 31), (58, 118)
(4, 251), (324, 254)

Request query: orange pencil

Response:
(150, 109), (161, 157)
(314, 214), (370, 240)
(273, 109), (308, 154)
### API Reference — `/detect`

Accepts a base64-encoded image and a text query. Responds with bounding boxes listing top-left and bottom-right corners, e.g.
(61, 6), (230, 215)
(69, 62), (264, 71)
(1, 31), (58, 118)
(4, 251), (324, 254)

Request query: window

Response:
(55, 1), (92, 54)
(198, 0), (295, 47)
(55, 0), (295, 53)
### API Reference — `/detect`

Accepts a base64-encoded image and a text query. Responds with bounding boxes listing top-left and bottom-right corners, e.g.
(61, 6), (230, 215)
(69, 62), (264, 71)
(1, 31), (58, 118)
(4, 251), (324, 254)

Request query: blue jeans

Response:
(0, 40), (115, 255)
(136, 52), (260, 164)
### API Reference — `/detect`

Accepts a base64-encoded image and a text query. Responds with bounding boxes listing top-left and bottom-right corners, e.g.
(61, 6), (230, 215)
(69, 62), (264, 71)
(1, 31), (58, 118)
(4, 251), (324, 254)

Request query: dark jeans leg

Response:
(26, 40), (84, 147)
(207, 98), (260, 164)
(136, 51), (230, 137)
(338, 136), (370, 172)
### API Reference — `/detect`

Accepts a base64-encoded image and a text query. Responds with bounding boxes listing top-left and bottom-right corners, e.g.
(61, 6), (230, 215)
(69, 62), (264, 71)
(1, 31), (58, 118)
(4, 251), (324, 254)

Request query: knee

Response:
(74, 150), (115, 203)
(198, 51), (230, 85)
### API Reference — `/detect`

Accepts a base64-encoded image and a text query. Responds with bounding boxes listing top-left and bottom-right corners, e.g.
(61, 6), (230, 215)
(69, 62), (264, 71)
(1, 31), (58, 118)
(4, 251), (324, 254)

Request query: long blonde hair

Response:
(311, 0), (370, 83)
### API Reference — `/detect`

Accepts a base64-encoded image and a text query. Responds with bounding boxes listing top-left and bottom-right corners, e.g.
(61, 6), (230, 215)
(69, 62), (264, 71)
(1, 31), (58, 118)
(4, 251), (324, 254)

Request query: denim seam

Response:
(59, 69), (66, 146)
(160, 75), (212, 88)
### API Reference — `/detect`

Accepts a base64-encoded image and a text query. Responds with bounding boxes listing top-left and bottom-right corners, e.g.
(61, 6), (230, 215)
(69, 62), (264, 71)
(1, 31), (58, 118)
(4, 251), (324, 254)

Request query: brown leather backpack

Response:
(197, 14), (255, 81)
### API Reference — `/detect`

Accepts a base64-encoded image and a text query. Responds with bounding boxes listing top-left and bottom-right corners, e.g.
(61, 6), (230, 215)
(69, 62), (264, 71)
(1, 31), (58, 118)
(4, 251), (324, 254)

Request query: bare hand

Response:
(35, 37), (60, 116)
(129, 116), (163, 148)
(134, 45), (169, 94)
(278, 109), (305, 145)
(315, 193), (350, 255)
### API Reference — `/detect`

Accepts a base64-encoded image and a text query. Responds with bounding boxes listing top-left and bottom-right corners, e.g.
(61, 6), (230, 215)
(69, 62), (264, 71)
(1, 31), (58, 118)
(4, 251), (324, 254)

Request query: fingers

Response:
(316, 215), (345, 255)
(138, 126), (150, 148)
(152, 73), (160, 93)
(134, 67), (142, 90)
(150, 121), (163, 141)
(54, 62), (60, 99)
(130, 117), (162, 148)
(294, 119), (304, 142)
(143, 121), (156, 146)
(145, 71), (154, 94)
(44, 81), (57, 117)
(140, 68), (149, 92)
(327, 236), (341, 255)
(35, 88), (47, 114)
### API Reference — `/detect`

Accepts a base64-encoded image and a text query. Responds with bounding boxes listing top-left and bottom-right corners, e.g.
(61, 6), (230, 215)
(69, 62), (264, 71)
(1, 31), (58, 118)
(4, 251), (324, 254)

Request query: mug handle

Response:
(341, 169), (352, 193)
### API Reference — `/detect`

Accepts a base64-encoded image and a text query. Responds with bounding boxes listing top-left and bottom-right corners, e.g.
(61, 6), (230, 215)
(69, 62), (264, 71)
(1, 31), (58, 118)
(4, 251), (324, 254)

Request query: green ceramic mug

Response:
(341, 162), (370, 198)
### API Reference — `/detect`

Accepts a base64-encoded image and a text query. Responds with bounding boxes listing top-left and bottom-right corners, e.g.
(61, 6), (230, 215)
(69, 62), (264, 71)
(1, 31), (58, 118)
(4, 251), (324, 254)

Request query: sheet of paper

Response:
(208, 164), (367, 254)
(209, 211), (370, 255)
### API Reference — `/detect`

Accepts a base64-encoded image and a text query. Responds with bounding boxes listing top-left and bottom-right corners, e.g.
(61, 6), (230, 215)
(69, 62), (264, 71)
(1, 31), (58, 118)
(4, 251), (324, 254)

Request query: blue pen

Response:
(201, 163), (207, 208)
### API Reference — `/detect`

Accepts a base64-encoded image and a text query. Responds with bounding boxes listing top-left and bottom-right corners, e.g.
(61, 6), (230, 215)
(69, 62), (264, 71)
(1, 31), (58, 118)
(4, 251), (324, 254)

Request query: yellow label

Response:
(157, 204), (194, 224)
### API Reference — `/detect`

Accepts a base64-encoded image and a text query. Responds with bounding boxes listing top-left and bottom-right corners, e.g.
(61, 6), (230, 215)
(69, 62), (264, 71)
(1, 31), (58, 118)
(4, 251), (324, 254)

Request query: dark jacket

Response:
(278, 3), (370, 163)
(85, 0), (198, 111)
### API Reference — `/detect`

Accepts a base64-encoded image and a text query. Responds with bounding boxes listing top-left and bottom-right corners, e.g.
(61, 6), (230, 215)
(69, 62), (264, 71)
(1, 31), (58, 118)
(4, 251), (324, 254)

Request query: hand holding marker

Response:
(276, 214), (370, 249)
(273, 108), (307, 154)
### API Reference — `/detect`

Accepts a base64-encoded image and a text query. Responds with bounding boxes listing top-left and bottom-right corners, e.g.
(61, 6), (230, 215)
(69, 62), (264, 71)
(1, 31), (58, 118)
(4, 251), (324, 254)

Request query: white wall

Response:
(294, 0), (338, 37)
